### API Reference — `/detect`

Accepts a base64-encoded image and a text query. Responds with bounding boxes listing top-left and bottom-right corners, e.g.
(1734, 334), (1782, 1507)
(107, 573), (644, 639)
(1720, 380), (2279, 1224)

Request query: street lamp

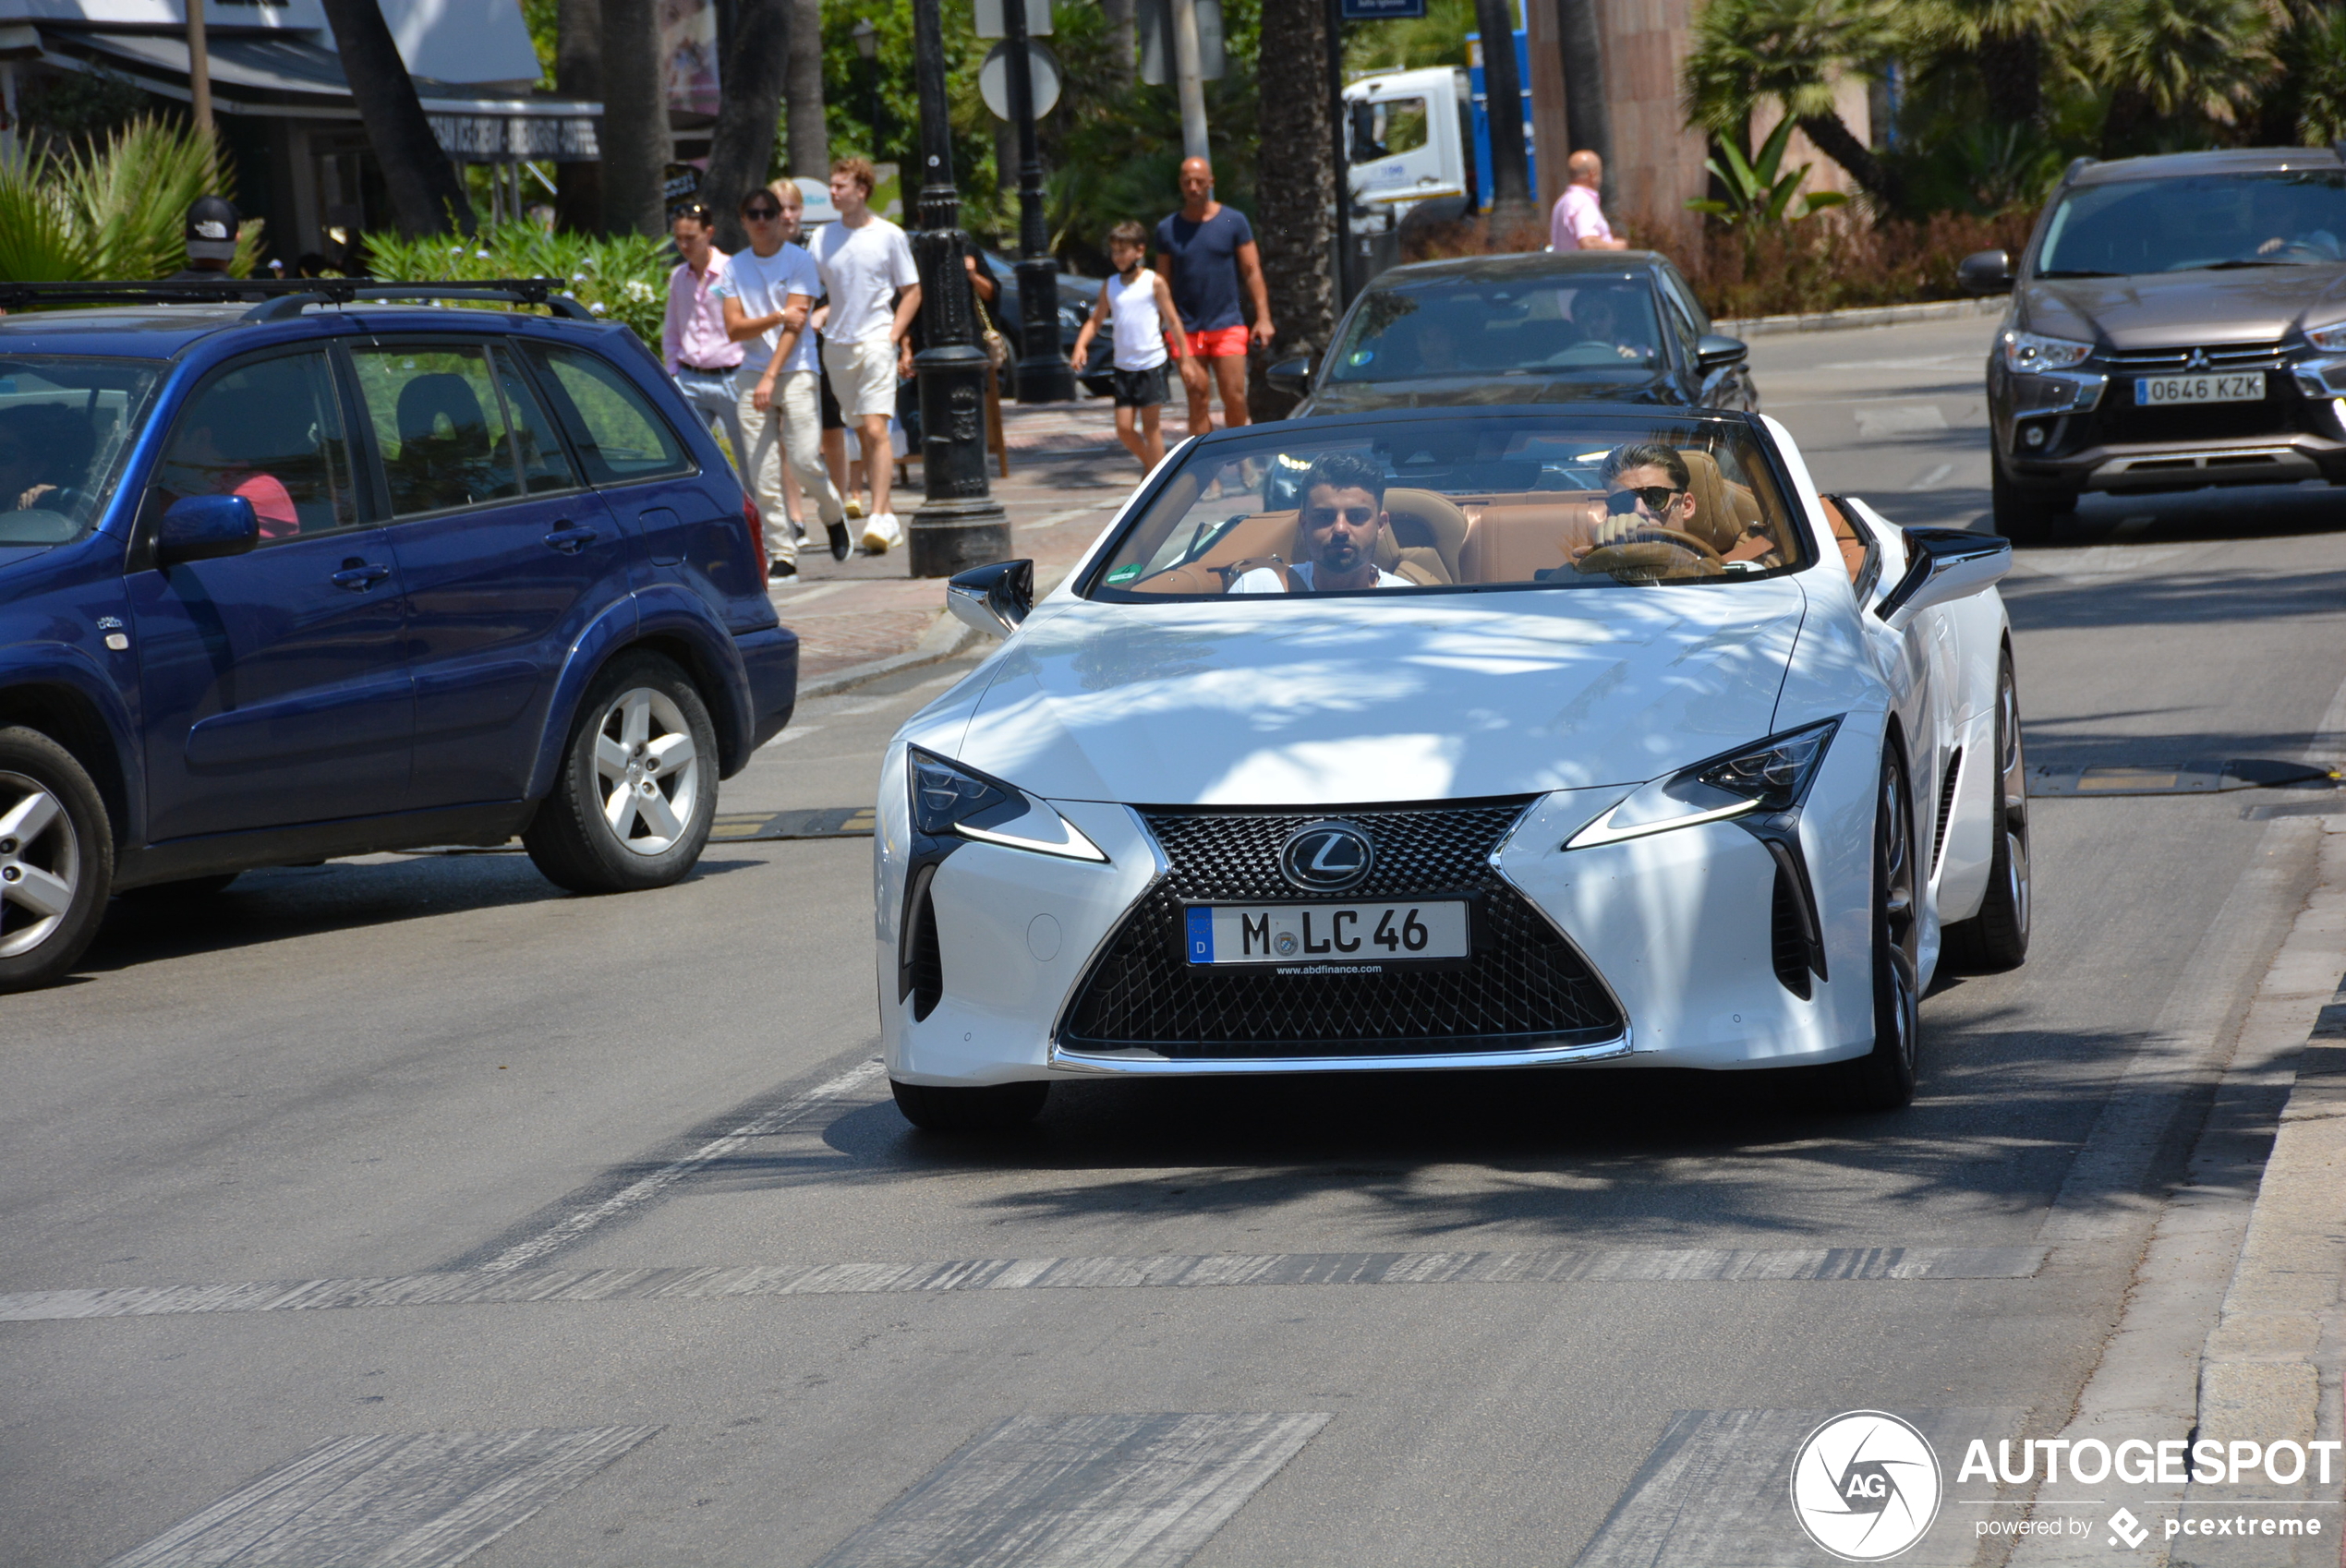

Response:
(850, 18), (884, 155)
(905, 0), (1011, 576)
(1000, 0), (1075, 403)
(850, 16), (876, 57)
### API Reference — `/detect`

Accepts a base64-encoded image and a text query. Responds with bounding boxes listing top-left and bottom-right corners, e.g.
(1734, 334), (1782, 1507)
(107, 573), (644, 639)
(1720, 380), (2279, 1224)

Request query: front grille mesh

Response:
(2105, 341), (2285, 371)
(1058, 802), (1624, 1057)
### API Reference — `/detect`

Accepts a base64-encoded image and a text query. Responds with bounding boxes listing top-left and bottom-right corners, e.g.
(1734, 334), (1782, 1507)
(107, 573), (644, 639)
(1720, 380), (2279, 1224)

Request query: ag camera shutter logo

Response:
(1790, 1411), (1943, 1562)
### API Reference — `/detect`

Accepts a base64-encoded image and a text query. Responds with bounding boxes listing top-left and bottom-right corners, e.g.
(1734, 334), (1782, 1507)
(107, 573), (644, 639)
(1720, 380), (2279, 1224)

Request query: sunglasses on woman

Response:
(1605, 485), (1683, 515)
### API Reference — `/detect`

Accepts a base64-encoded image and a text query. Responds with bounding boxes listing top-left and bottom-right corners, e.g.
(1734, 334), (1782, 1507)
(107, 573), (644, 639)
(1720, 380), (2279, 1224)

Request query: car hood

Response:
(1301, 372), (1676, 415)
(931, 582), (1807, 807)
(2022, 266), (2346, 346)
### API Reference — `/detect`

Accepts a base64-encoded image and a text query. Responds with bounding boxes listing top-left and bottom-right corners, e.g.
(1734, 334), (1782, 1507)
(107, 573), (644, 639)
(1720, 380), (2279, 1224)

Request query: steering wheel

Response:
(1574, 527), (1728, 582)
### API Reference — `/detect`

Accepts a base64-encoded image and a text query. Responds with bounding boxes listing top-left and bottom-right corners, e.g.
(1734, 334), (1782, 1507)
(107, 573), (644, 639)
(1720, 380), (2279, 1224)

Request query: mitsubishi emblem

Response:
(2186, 347), (2211, 371)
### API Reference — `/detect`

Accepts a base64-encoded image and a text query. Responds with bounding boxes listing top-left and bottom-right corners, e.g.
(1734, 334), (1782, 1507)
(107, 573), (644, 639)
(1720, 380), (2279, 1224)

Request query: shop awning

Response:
(41, 29), (601, 161)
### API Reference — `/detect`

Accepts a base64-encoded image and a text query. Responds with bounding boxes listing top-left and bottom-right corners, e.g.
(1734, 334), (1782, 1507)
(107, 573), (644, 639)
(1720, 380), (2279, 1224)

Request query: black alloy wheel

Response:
(889, 1079), (1049, 1133)
(1943, 649), (2031, 971)
(1990, 462), (2077, 546)
(1823, 749), (1922, 1112)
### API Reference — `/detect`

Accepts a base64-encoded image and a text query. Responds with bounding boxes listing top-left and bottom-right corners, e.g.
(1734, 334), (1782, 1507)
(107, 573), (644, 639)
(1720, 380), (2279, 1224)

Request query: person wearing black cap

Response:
(164, 196), (245, 285)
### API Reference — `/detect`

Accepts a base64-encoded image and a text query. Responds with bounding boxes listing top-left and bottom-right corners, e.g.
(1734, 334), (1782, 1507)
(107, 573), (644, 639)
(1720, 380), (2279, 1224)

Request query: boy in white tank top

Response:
(1070, 220), (1191, 470)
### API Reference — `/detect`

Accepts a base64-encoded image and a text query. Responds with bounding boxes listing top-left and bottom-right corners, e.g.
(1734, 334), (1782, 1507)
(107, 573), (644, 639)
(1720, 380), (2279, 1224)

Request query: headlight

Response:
(1566, 719), (1842, 850)
(908, 746), (1106, 861)
(2001, 330), (2093, 372)
(2306, 322), (2346, 352)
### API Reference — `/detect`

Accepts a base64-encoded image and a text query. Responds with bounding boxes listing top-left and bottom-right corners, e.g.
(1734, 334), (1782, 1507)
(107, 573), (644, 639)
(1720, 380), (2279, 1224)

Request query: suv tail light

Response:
(742, 492), (764, 557)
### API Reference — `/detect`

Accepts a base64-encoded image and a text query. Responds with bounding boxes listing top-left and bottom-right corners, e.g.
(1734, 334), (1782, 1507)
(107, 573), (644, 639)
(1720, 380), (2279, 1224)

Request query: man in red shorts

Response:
(1155, 157), (1275, 440)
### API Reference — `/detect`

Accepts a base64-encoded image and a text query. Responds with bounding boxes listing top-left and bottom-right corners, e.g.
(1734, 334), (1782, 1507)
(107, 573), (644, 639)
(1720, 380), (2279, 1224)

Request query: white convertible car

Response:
(875, 408), (2027, 1129)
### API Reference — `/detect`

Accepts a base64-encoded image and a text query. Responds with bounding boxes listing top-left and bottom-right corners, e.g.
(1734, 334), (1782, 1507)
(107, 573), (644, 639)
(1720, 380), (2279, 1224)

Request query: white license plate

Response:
(2135, 372), (2265, 405)
(1182, 900), (1469, 966)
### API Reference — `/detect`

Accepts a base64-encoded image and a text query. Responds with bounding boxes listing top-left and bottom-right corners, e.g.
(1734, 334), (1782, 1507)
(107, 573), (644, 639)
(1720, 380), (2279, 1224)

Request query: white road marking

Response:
(756, 724), (824, 750)
(1811, 355), (1982, 371)
(0, 1246), (2049, 1321)
(1023, 501), (1116, 529)
(1855, 403), (1951, 438)
(1573, 1408), (2024, 1567)
(99, 1427), (660, 1568)
(473, 1059), (888, 1274)
(1912, 463), (1955, 489)
(811, 1412), (1329, 1568)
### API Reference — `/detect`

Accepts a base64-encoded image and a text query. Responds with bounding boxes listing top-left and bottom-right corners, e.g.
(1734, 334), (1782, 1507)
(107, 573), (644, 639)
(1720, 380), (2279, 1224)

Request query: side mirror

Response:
(1696, 333), (1748, 373)
(1958, 249), (2014, 296)
(154, 493), (260, 566)
(947, 558), (1034, 639)
(1267, 355), (1314, 396)
(1876, 527), (2010, 626)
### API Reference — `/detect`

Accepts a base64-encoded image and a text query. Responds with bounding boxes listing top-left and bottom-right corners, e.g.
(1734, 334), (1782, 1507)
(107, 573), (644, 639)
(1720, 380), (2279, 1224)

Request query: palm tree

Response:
(1683, 0), (1904, 210)
(2081, 0), (2278, 154)
(1251, 0), (1336, 416)
(316, 0), (477, 236)
(1907, 0), (2071, 127)
(704, 0), (791, 249)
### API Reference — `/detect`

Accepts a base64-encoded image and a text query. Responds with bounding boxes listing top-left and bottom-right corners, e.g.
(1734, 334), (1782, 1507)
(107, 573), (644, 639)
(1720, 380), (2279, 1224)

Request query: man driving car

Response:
(1231, 452), (1411, 593)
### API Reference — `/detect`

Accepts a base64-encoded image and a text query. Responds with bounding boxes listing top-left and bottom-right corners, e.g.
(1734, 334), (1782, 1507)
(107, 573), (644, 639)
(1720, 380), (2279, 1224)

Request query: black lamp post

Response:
(850, 18), (884, 154)
(906, 0), (1011, 576)
(1001, 0), (1075, 403)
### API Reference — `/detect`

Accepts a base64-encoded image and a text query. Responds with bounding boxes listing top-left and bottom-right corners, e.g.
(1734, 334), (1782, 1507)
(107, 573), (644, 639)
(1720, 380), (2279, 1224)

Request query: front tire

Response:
(1991, 461), (2076, 545)
(524, 653), (719, 894)
(890, 1079), (1049, 1132)
(0, 727), (114, 994)
(1821, 749), (1921, 1112)
(1943, 649), (2030, 971)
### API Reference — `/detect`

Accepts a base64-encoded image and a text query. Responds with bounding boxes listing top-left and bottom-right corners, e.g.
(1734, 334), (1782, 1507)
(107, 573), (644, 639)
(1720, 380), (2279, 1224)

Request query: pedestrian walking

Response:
(810, 157), (921, 555)
(714, 187), (846, 576)
(1155, 157), (1273, 441)
(1548, 151), (1629, 253)
(660, 201), (747, 479)
(1070, 221), (1191, 472)
(163, 195), (248, 292)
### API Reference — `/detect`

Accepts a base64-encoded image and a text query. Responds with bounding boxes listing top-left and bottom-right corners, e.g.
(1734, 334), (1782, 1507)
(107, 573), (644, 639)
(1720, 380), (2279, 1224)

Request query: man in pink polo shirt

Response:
(661, 201), (747, 470)
(1549, 151), (1629, 252)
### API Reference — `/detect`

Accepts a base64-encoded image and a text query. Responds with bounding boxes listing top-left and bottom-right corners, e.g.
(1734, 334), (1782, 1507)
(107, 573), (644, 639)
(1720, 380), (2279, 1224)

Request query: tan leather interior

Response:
(1820, 495), (1868, 584)
(1122, 452), (1786, 592)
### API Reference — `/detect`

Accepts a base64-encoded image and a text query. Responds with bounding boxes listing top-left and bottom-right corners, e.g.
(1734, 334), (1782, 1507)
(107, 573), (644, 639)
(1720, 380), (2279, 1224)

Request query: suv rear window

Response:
(0, 358), (159, 547)
(525, 344), (694, 486)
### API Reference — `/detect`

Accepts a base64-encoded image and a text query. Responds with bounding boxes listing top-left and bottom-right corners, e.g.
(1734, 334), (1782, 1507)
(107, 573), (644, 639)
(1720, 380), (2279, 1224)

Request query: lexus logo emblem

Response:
(1279, 821), (1375, 892)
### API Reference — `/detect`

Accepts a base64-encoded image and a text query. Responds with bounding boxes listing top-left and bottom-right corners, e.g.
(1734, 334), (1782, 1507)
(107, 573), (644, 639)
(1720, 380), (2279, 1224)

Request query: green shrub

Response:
(362, 222), (670, 347)
(0, 116), (262, 283)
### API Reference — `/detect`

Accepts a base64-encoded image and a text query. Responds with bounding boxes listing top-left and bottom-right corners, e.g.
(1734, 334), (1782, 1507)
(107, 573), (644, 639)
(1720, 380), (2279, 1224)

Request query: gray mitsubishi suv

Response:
(1962, 147), (2346, 540)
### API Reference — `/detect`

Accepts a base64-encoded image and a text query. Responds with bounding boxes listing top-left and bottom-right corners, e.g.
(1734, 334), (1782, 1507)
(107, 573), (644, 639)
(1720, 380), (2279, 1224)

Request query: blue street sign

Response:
(1341, 0), (1426, 17)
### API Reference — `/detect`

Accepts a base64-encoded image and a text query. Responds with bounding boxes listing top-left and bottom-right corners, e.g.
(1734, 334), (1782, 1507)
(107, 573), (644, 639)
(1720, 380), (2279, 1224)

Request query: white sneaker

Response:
(862, 511), (905, 554)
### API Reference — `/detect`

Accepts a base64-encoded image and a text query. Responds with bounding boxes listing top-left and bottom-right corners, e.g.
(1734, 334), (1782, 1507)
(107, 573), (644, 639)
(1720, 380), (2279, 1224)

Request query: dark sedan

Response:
(1268, 250), (1754, 416)
(1964, 146), (2346, 540)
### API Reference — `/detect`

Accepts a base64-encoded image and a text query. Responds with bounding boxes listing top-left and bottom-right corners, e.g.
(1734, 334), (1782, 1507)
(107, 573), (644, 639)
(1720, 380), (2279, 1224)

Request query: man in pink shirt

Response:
(1549, 151), (1629, 252)
(661, 201), (747, 469)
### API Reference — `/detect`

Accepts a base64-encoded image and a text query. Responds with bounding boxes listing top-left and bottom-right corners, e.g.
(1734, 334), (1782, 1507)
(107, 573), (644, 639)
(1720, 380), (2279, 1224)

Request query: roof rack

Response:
(0, 278), (598, 323)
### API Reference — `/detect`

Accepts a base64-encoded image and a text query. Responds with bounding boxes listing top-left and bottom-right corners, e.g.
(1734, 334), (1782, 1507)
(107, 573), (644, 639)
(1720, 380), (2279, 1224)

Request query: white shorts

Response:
(822, 336), (900, 420)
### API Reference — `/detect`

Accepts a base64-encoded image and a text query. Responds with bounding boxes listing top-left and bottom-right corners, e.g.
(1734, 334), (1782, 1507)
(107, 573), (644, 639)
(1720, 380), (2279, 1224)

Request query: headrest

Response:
(396, 373), (488, 447)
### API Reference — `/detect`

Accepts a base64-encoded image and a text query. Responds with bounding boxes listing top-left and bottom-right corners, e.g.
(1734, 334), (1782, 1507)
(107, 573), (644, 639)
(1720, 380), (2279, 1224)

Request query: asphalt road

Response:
(8, 313), (2346, 1567)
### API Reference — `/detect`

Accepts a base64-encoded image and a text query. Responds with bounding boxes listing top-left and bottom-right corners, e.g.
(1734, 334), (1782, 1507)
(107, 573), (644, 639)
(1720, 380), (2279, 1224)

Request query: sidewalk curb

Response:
(1714, 296), (2004, 338)
(798, 611), (982, 701)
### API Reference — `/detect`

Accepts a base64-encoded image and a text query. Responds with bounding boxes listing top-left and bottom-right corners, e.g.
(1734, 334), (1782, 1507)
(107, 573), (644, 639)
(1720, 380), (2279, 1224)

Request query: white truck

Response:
(1342, 51), (1534, 283)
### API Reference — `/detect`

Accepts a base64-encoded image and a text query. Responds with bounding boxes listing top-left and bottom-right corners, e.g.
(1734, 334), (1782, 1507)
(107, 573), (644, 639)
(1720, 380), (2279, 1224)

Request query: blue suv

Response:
(0, 282), (797, 991)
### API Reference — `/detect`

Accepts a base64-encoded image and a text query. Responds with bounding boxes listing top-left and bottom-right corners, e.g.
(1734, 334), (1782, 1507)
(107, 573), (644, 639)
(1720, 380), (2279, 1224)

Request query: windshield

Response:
(2037, 172), (2346, 276)
(1326, 277), (1663, 381)
(0, 358), (160, 547)
(1087, 415), (1805, 598)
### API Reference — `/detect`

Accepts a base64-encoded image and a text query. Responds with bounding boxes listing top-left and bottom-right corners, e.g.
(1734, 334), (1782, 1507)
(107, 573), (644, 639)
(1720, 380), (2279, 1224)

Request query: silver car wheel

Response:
(0, 769), (80, 959)
(592, 686), (703, 857)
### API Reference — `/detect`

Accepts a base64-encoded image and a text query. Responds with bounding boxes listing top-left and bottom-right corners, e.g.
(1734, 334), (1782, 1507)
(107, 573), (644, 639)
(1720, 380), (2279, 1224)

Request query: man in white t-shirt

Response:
(714, 187), (845, 576)
(810, 156), (921, 554)
(1230, 453), (1411, 594)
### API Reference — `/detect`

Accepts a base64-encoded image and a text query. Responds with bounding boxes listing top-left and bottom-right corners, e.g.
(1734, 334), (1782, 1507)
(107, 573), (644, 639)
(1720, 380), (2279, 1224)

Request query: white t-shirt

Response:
(1107, 268), (1168, 370)
(1230, 561), (1410, 593)
(710, 243), (819, 376)
(810, 217), (920, 345)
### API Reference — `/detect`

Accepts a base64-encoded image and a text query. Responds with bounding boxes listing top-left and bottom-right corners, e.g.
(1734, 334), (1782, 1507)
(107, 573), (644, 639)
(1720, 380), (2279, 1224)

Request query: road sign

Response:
(973, 0), (1051, 37)
(1136, 0), (1226, 83)
(1341, 0), (1426, 16)
(979, 41), (1062, 120)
